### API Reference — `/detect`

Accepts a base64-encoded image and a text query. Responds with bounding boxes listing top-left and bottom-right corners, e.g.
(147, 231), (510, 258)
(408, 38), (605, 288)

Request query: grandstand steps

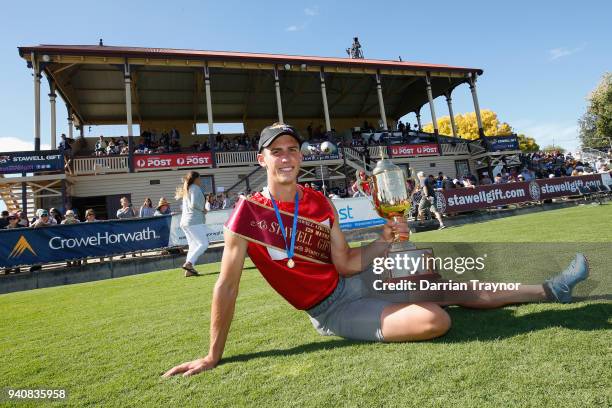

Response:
(0, 175), (36, 218)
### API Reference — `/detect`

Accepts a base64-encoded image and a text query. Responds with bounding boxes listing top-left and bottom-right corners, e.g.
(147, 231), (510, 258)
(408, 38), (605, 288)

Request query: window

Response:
(455, 160), (470, 178)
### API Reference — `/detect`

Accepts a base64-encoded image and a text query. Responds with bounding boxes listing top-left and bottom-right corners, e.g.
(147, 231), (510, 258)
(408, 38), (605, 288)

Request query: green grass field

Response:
(0, 205), (610, 407)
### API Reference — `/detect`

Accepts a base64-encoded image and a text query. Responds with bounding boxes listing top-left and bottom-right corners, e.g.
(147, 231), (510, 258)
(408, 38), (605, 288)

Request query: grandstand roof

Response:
(18, 44), (483, 126)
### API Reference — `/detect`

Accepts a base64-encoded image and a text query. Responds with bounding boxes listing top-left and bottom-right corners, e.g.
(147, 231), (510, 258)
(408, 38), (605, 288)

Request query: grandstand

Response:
(4, 44), (522, 218)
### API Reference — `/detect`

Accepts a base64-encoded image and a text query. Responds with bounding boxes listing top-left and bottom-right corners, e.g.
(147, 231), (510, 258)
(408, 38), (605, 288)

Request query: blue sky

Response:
(0, 0), (610, 154)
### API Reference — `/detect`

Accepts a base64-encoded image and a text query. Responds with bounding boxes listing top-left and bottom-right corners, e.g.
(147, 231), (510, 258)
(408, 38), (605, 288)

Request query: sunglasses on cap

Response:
(41, 212), (49, 217)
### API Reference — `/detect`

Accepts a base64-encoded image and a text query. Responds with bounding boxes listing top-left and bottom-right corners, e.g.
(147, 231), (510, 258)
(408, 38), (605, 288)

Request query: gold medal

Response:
(287, 258), (295, 268)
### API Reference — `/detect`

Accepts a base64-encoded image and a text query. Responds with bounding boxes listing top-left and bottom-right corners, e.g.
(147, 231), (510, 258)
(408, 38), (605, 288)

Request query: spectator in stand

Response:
(49, 208), (62, 225)
(139, 197), (155, 217)
(397, 120), (405, 133)
(59, 133), (73, 156)
(135, 138), (150, 154)
(463, 177), (476, 188)
(118, 136), (128, 148)
(2, 212), (24, 274)
(17, 211), (29, 227)
(142, 130), (152, 146)
(220, 193), (228, 210)
(169, 139), (181, 153)
(106, 139), (118, 155)
(204, 194), (213, 212)
(303, 182), (311, 189)
(85, 208), (98, 222)
(154, 197), (172, 216)
(61, 210), (80, 225)
(32, 210), (53, 228)
(352, 170), (371, 197)
(5, 212), (22, 229)
(95, 135), (107, 156)
(494, 174), (503, 184)
(160, 132), (170, 149)
(480, 173), (493, 186)
(436, 172), (444, 189)
(0, 210), (10, 229)
(116, 197), (136, 219)
(176, 170), (209, 277)
(328, 190), (341, 199)
(120, 145), (129, 155)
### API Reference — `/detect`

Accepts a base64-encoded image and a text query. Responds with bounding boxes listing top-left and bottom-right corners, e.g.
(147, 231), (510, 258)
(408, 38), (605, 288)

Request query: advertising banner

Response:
(134, 152), (213, 170)
(435, 174), (606, 214)
(389, 143), (439, 157)
(0, 216), (171, 268)
(0, 150), (63, 174)
(334, 197), (386, 230)
(169, 211), (229, 246)
(487, 135), (519, 151)
(167, 197), (387, 247)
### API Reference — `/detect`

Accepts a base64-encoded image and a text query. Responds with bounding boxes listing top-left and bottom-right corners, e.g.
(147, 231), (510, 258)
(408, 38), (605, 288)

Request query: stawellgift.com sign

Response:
(435, 174), (607, 214)
(0, 150), (64, 174)
(0, 216), (171, 268)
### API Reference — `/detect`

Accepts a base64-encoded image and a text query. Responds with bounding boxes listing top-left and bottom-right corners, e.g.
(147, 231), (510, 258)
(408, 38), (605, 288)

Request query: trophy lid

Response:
(372, 157), (402, 176)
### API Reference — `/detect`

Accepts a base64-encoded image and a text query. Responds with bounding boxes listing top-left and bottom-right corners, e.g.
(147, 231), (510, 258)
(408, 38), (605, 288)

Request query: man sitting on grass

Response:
(164, 123), (589, 377)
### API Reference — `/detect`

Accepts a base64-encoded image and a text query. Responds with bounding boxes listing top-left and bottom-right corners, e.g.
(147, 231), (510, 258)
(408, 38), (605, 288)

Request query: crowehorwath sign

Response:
(0, 216), (171, 268)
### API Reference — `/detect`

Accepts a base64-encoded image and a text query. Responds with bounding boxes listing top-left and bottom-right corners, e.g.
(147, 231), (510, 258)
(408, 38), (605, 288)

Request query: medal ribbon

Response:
(269, 190), (299, 262)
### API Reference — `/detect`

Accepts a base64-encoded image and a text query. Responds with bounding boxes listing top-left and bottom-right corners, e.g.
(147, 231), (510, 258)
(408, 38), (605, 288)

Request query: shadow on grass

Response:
(219, 338), (360, 366)
(218, 303), (610, 365)
(442, 302), (612, 343)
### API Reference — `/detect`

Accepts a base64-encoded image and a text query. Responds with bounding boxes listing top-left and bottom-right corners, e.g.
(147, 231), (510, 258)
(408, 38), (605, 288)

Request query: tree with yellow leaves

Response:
(422, 109), (539, 152)
(422, 109), (513, 140)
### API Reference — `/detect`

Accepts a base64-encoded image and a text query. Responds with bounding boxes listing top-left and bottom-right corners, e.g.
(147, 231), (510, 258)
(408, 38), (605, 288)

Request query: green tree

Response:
(517, 134), (540, 152)
(579, 72), (612, 149)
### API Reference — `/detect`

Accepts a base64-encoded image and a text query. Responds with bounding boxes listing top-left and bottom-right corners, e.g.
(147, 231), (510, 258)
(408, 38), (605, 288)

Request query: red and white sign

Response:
(134, 152), (213, 170)
(389, 143), (439, 157)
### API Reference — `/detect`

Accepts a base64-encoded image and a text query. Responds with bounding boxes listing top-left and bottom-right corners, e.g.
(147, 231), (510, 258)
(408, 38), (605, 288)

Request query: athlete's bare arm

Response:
(327, 198), (404, 276)
(163, 228), (247, 377)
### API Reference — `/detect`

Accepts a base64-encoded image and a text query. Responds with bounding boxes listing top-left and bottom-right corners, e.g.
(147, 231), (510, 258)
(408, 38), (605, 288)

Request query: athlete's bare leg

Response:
(380, 302), (451, 342)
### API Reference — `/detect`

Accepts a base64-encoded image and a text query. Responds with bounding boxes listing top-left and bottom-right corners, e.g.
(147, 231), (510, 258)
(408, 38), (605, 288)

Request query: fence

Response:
(2, 173), (610, 269)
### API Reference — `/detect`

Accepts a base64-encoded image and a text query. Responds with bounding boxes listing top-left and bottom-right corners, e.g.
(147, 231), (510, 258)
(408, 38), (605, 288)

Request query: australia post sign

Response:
(0, 150), (63, 174)
(435, 174), (607, 214)
(134, 152), (213, 170)
(389, 143), (439, 157)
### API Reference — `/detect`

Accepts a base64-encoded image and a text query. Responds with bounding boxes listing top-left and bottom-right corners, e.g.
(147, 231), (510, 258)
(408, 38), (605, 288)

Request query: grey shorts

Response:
(418, 196), (437, 213)
(306, 275), (392, 342)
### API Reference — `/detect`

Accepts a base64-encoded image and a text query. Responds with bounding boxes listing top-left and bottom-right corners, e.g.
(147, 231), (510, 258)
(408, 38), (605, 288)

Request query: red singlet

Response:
(246, 186), (339, 310)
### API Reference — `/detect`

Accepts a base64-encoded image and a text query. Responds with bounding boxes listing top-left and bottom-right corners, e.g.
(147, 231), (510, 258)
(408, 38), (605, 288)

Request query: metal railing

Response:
(72, 156), (130, 175)
(215, 151), (258, 166)
(441, 143), (470, 155)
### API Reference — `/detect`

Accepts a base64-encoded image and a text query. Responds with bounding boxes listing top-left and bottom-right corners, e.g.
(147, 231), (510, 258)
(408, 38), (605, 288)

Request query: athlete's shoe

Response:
(545, 253), (589, 303)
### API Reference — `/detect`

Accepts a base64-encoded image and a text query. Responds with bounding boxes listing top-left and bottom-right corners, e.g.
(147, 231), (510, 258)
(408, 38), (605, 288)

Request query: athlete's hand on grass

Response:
(162, 355), (218, 377)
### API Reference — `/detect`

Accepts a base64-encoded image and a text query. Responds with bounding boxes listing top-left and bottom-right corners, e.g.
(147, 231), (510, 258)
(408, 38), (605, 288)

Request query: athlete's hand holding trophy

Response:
(357, 148), (437, 281)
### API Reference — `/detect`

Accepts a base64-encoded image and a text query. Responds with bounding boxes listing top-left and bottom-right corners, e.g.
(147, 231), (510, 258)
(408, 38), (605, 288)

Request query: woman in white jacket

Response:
(175, 171), (209, 277)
